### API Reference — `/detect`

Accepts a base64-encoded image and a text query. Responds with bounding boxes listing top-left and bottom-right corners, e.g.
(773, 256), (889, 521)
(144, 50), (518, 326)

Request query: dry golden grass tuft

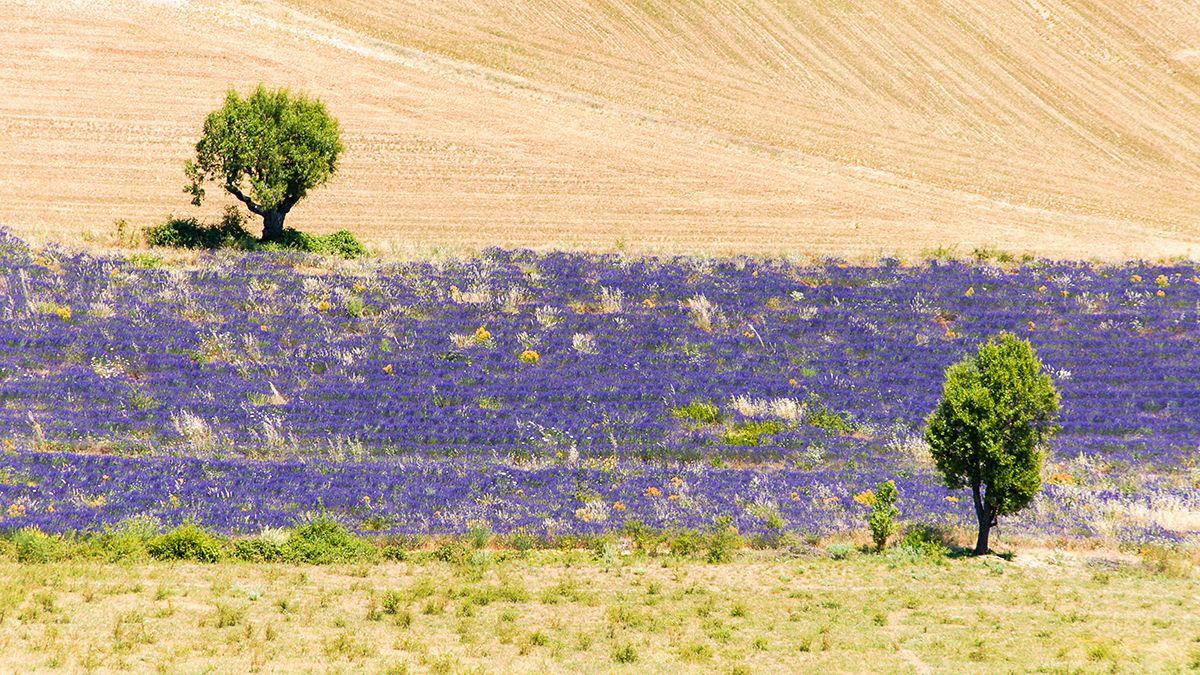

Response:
(3, 0), (1200, 259)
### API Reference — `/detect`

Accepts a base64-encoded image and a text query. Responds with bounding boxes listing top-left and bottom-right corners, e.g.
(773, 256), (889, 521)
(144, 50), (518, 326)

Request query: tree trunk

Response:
(261, 210), (286, 242)
(971, 482), (992, 555)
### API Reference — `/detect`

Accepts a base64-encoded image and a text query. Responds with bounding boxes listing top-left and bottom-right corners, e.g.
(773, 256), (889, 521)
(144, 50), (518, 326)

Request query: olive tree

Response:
(925, 333), (1060, 555)
(185, 85), (343, 242)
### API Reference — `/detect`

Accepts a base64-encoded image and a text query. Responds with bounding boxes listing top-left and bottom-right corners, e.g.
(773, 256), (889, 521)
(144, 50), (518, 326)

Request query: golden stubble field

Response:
(3, 0), (1200, 259)
(0, 551), (1196, 673)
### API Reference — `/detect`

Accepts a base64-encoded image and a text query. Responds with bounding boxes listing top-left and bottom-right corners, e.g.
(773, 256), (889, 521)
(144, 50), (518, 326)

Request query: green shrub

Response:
(269, 228), (367, 259)
(145, 207), (252, 250)
(612, 643), (638, 663)
(669, 529), (705, 558)
(231, 537), (285, 563)
(826, 542), (855, 560)
(147, 524), (223, 562)
(89, 515), (160, 562)
(146, 208), (366, 259)
(705, 517), (743, 564)
(867, 480), (900, 552)
(624, 520), (666, 555)
(722, 419), (785, 446)
(433, 539), (472, 566)
(13, 528), (64, 563)
(671, 400), (722, 425)
(898, 524), (951, 559)
(282, 517), (377, 564)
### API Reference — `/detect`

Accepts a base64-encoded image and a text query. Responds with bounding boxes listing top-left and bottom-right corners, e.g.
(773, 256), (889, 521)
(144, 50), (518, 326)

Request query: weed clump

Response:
(147, 524), (224, 562)
(283, 517), (378, 564)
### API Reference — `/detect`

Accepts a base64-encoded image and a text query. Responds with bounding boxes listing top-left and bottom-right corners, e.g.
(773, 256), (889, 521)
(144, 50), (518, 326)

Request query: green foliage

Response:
(898, 524), (951, 559)
(624, 520), (666, 555)
(185, 85), (343, 241)
(671, 400), (722, 425)
(705, 517), (743, 564)
(612, 643), (639, 663)
(826, 542), (855, 560)
(145, 207), (252, 249)
(231, 537), (285, 563)
(867, 480), (900, 552)
(722, 419), (785, 446)
(282, 517), (378, 565)
(145, 207), (366, 258)
(267, 228), (367, 258)
(805, 400), (855, 434)
(90, 516), (160, 562)
(13, 528), (65, 563)
(147, 524), (224, 562)
(669, 529), (704, 557)
(926, 333), (1060, 553)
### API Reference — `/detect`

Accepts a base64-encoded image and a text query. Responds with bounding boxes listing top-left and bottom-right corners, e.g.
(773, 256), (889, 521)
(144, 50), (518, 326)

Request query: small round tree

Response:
(184, 85), (343, 242)
(925, 333), (1060, 555)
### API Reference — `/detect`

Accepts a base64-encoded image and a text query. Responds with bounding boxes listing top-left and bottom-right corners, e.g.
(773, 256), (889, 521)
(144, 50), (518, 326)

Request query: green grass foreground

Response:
(0, 548), (1195, 673)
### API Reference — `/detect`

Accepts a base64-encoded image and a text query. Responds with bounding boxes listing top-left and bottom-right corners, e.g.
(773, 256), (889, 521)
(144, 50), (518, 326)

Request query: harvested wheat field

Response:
(3, 0), (1200, 257)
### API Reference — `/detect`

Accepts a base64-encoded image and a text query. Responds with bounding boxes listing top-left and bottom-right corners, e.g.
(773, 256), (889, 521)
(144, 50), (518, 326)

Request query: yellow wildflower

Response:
(788, 378), (798, 387)
(1155, 275), (1169, 288)
(1028, 321), (1036, 331)
(1156, 289), (1166, 297)
(1047, 472), (1076, 486)
(316, 298), (332, 312)
(56, 306), (72, 321)
(642, 297), (657, 308)
(644, 486), (662, 497)
(6, 503), (25, 517)
(1131, 274), (1142, 283)
(945, 496), (958, 504)
(790, 491), (801, 501)
(1037, 285), (1047, 293)
(853, 490), (876, 507)
(964, 287), (975, 297)
(613, 501), (626, 511)
(519, 349), (540, 364)
(382, 363), (394, 375)
(353, 281), (366, 293)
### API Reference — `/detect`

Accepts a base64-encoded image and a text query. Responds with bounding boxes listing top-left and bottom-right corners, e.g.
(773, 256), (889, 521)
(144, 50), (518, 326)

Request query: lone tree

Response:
(925, 333), (1060, 555)
(185, 85), (343, 242)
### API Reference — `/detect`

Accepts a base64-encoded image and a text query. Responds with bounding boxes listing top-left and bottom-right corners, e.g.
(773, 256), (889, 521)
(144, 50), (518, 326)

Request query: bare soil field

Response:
(3, 0), (1200, 258)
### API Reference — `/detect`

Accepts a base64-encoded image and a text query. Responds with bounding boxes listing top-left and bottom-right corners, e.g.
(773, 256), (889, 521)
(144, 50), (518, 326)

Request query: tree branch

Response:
(224, 184), (266, 216)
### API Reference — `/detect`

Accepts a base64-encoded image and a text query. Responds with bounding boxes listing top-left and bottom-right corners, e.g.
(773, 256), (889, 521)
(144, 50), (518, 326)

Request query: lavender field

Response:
(0, 231), (1196, 546)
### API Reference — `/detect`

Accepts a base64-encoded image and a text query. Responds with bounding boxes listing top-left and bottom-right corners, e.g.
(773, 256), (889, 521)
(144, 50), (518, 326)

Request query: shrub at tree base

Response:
(144, 208), (366, 258)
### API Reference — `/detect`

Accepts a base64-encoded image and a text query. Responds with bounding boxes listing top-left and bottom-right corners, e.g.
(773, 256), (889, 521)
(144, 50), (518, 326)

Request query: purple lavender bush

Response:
(0, 229), (1195, 545)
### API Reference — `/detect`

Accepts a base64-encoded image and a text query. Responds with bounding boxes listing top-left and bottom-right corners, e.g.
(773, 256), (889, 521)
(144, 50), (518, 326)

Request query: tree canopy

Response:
(185, 85), (343, 242)
(925, 333), (1060, 555)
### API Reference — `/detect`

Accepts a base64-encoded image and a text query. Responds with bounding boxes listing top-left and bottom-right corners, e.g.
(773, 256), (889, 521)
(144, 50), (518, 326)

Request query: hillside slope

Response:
(2, 0), (1200, 258)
